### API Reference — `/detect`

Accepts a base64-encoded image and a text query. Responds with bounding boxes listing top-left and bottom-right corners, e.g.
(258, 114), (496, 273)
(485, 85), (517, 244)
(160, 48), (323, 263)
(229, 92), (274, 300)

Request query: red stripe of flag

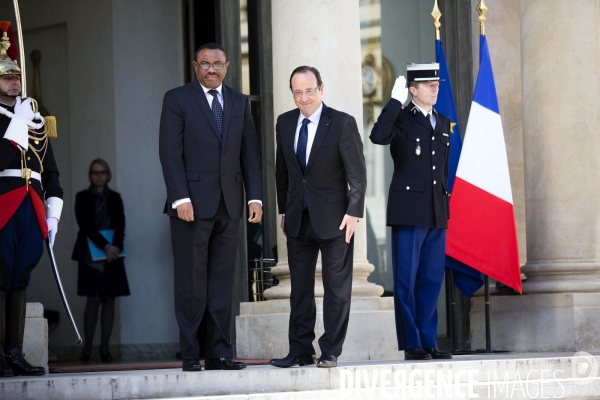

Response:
(446, 177), (522, 293)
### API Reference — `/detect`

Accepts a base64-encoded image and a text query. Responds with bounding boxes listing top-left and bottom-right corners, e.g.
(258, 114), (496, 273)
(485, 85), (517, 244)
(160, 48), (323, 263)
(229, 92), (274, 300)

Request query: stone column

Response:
(237, 0), (395, 361)
(471, 0), (600, 352)
(520, 0), (600, 293)
(263, 0), (383, 300)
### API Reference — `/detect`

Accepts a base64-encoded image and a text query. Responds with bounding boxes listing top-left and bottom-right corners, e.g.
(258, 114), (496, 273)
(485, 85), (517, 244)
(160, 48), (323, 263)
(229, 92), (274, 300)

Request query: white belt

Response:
(0, 169), (41, 181)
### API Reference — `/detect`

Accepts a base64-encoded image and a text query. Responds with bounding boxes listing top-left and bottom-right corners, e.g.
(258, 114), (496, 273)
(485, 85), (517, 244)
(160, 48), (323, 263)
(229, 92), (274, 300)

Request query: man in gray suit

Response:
(159, 43), (262, 372)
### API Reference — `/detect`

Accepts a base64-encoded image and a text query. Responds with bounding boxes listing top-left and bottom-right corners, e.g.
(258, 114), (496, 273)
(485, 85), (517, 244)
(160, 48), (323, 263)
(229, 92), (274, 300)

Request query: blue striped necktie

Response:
(208, 89), (223, 137)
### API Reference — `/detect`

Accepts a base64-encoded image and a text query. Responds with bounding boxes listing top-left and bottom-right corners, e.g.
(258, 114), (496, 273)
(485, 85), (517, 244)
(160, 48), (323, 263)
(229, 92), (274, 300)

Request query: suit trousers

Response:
(391, 225), (446, 350)
(170, 195), (239, 359)
(287, 210), (353, 357)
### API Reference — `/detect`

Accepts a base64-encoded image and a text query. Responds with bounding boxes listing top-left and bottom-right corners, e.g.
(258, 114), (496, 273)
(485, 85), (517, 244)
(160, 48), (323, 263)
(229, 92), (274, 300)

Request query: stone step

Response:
(1, 352), (599, 399)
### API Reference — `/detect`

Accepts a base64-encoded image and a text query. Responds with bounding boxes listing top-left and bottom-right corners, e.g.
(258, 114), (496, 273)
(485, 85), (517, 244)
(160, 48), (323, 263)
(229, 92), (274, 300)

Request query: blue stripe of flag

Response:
(435, 40), (463, 193)
(473, 35), (500, 114)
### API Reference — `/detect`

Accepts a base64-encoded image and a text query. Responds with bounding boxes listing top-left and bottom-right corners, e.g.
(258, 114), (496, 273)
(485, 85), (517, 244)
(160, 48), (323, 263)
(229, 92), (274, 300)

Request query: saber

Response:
(46, 239), (83, 345)
(12, 0), (26, 96)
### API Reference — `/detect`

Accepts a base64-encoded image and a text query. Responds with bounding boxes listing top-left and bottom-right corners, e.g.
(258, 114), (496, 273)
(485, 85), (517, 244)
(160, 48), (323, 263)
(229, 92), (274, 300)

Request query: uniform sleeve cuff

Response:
(3, 116), (29, 149)
(46, 197), (64, 221)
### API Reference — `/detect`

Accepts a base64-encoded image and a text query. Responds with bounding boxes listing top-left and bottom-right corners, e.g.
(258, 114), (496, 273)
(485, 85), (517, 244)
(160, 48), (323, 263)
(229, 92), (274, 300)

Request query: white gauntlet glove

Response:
(14, 97), (35, 121)
(391, 75), (408, 104)
(46, 217), (58, 248)
(45, 197), (63, 248)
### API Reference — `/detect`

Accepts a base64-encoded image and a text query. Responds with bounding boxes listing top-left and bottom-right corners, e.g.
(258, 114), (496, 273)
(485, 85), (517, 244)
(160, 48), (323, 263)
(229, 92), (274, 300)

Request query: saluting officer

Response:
(0, 21), (62, 377)
(370, 63), (451, 361)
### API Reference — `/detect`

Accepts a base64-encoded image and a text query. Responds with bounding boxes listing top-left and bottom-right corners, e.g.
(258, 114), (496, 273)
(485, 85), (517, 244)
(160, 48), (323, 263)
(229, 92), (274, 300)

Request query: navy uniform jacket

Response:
(370, 99), (450, 228)
(0, 103), (62, 231)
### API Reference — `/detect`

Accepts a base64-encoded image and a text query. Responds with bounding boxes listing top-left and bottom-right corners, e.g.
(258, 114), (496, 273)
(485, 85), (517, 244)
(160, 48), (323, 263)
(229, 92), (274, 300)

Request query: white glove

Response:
(46, 217), (58, 248)
(14, 97), (34, 121)
(391, 75), (408, 104)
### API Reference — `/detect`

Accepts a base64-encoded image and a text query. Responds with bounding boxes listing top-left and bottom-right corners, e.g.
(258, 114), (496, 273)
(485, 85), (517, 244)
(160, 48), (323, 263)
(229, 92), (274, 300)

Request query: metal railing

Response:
(248, 258), (276, 301)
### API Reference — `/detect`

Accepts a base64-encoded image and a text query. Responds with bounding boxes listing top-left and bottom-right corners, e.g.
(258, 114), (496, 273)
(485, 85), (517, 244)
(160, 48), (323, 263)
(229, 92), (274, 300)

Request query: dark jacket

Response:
(370, 99), (450, 228)
(275, 103), (367, 239)
(71, 188), (125, 262)
(0, 105), (62, 227)
(159, 80), (262, 219)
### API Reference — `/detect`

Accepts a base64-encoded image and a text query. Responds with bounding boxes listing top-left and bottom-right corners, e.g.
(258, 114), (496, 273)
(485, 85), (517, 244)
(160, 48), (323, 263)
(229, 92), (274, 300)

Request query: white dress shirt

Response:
(293, 102), (323, 164)
(201, 83), (224, 110)
(172, 82), (261, 209)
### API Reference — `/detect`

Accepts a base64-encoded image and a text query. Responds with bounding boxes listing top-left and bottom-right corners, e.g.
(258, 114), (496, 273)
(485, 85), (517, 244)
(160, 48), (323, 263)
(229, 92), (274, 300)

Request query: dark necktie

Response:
(427, 113), (436, 129)
(296, 118), (310, 173)
(208, 89), (223, 137)
(296, 118), (310, 209)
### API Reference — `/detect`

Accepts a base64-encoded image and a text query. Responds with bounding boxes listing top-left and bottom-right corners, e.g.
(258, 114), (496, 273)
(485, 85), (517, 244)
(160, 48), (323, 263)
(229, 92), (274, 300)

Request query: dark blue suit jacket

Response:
(159, 80), (262, 219)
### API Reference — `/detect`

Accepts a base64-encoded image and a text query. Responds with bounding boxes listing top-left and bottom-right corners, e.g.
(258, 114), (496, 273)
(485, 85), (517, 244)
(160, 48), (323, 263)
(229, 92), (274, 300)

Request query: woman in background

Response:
(72, 159), (130, 363)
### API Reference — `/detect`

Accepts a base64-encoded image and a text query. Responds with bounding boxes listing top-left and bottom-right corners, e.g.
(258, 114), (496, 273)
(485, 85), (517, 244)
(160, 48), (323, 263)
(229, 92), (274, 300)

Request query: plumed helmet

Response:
(0, 21), (21, 76)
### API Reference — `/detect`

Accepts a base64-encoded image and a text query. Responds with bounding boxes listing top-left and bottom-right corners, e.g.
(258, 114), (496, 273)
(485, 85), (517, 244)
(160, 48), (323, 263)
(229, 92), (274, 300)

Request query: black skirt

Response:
(77, 258), (130, 298)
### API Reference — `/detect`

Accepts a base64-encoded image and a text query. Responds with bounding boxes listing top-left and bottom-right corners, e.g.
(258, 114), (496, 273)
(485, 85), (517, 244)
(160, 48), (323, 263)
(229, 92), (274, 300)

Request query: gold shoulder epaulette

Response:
(44, 116), (57, 139)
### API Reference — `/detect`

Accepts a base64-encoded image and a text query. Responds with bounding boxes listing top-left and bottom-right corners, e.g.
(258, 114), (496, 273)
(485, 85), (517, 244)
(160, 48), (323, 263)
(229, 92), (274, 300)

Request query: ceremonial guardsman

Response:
(370, 63), (452, 361)
(0, 21), (62, 377)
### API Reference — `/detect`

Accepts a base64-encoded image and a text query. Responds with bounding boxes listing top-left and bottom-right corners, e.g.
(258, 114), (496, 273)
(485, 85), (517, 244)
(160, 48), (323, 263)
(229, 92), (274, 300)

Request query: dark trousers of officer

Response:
(170, 195), (239, 360)
(287, 210), (353, 357)
(0, 196), (43, 291)
(391, 225), (446, 350)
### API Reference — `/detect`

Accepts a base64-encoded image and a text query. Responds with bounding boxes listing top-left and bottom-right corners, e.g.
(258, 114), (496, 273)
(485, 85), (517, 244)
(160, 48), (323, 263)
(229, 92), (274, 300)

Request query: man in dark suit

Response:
(370, 63), (452, 361)
(159, 43), (262, 372)
(270, 66), (366, 369)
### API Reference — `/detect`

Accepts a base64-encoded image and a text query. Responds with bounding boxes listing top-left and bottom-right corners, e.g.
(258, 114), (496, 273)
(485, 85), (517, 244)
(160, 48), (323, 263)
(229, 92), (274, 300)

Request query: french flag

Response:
(446, 35), (522, 294)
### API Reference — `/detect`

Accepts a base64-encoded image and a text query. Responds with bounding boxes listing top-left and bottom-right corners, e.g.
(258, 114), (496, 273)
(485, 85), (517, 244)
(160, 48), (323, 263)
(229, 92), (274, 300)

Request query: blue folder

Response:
(87, 229), (126, 261)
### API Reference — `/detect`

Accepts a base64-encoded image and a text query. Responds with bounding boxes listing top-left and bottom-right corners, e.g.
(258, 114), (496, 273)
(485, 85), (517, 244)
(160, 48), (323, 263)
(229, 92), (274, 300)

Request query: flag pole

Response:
(432, 0), (441, 41)
(476, 0), (493, 354)
(432, 0), (460, 353)
(477, 0), (488, 36)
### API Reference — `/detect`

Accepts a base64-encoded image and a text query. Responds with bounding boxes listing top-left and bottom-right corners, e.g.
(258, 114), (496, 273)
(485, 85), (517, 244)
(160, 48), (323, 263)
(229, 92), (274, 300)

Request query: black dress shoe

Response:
(100, 351), (113, 363)
(5, 354), (45, 376)
(204, 357), (246, 370)
(0, 354), (14, 377)
(316, 353), (337, 368)
(269, 353), (315, 368)
(79, 349), (91, 363)
(424, 348), (452, 359)
(404, 348), (432, 361)
(182, 359), (202, 371)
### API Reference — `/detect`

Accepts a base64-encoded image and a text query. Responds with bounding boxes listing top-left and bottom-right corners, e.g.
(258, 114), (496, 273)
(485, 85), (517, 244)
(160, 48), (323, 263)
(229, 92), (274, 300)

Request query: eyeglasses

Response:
(292, 86), (321, 98)
(197, 61), (227, 70)
(91, 171), (109, 177)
